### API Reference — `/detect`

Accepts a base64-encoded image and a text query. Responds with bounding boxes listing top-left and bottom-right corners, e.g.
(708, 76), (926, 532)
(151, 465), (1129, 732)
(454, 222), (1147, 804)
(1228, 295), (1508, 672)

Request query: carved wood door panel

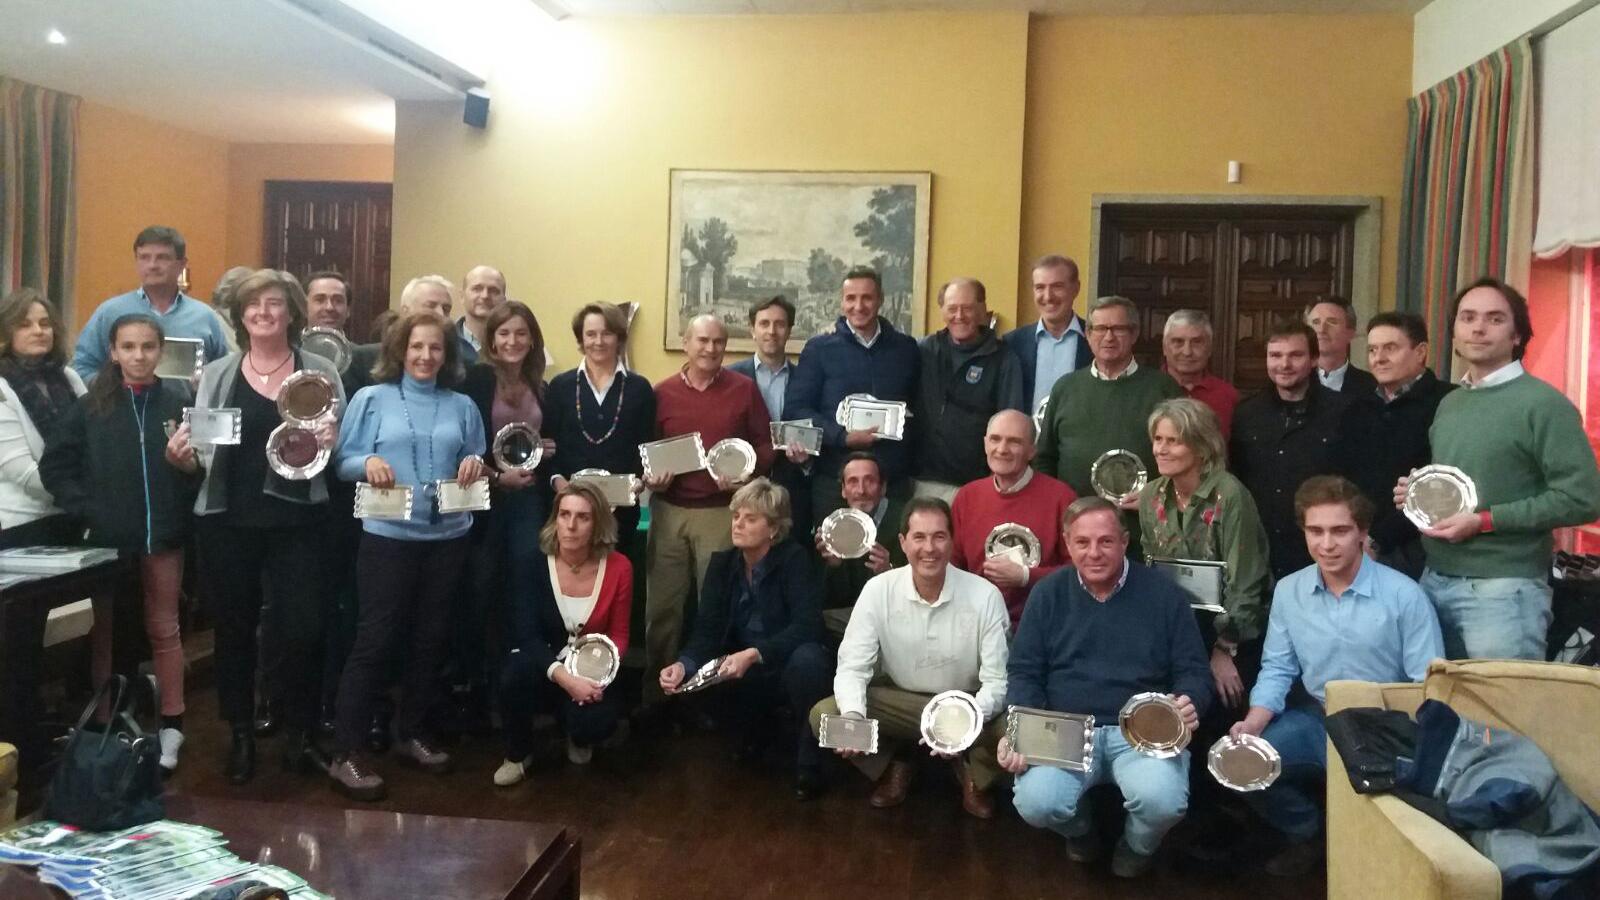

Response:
(263, 181), (392, 344)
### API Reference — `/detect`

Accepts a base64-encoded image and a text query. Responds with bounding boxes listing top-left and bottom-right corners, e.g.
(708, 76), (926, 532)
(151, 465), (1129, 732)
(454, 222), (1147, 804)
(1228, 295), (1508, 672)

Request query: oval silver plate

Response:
(819, 507), (876, 560)
(276, 369), (338, 424)
(266, 422), (329, 480)
(1403, 464), (1478, 530)
(1119, 692), (1189, 758)
(300, 326), (352, 373)
(920, 690), (983, 755)
(706, 437), (756, 484)
(1207, 733), (1281, 792)
(1091, 448), (1147, 503)
(564, 633), (620, 687)
(492, 422), (543, 472)
(985, 522), (1042, 568)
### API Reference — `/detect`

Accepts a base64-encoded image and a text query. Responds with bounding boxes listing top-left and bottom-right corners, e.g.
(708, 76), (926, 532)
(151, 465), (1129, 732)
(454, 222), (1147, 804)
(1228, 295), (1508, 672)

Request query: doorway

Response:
(262, 180), (393, 343)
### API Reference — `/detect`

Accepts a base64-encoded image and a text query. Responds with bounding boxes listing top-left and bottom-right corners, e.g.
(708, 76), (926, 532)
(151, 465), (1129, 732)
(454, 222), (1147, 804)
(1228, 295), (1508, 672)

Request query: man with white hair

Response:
(1161, 309), (1239, 439)
(457, 265), (507, 365)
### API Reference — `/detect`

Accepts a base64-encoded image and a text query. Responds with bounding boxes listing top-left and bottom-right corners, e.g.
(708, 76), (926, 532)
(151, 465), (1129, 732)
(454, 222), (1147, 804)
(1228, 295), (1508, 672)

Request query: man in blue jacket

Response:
(1002, 254), (1092, 411)
(998, 496), (1213, 878)
(784, 267), (919, 518)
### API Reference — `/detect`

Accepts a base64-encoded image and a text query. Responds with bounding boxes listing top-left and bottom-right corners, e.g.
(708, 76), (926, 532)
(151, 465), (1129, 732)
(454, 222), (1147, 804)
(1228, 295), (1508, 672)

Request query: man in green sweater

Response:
(1399, 277), (1600, 660)
(1035, 296), (1183, 556)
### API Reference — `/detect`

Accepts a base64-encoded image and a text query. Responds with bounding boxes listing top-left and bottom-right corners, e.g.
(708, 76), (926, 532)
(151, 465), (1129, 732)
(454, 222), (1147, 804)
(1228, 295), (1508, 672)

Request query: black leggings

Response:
(499, 650), (620, 759)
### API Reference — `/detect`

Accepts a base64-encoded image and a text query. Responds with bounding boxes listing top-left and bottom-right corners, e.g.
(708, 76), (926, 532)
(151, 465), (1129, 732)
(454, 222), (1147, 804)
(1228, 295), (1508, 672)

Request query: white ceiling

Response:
(554, 0), (1429, 14)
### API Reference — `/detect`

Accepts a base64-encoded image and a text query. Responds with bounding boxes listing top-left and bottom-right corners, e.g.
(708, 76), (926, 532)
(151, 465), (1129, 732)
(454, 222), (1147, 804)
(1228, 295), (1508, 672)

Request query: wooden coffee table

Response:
(0, 795), (580, 899)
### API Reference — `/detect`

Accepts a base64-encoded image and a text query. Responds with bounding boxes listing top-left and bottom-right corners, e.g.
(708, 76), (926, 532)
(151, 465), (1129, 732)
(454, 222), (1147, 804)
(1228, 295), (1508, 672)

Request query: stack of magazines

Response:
(0, 819), (330, 899)
(0, 546), (119, 574)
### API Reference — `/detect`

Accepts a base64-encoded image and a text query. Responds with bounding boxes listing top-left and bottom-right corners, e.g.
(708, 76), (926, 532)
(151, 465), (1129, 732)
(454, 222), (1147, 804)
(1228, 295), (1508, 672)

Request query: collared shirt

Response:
(580, 360), (628, 406)
(868, 496), (890, 527)
(1138, 467), (1271, 643)
(1075, 558), (1130, 599)
(678, 365), (724, 392)
(71, 288), (232, 381)
(1031, 318), (1085, 408)
(1318, 360), (1350, 391)
(1379, 371), (1427, 403)
(1461, 360), (1525, 389)
(848, 320), (881, 350)
(1089, 358), (1139, 381)
(1166, 367), (1240, 439)
(752, 358), (791, 420)
(834, 564), (1010, 720)
(995, 466), (1034, 496)
(1249, 557), (1443, 714)
(457, 317), (482, 353)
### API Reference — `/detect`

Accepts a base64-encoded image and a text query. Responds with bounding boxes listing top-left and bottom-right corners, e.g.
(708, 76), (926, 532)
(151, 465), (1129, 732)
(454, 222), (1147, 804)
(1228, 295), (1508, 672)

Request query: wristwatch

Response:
(1214, 639), (1238, 658)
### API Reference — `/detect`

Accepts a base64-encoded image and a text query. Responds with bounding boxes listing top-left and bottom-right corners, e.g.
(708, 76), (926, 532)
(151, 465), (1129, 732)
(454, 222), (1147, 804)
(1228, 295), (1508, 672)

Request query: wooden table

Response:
(0, 795), (581, 899)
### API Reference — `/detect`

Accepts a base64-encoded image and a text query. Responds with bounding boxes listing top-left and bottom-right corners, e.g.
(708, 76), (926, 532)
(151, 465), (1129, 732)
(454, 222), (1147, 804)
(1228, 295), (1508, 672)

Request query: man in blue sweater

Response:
(784, 267), (919, 519)
(998, 496), (1212, 878)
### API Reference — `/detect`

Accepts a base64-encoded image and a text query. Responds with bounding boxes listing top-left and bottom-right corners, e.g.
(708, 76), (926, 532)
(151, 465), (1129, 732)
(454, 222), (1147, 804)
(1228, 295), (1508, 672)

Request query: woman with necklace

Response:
(494, 481), (632, 784)
(328, 310), (486, 801)
(174, 269), (346, 784)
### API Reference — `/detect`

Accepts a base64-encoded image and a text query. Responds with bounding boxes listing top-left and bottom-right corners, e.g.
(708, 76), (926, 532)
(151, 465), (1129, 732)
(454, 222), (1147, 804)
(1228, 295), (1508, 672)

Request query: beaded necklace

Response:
(575, 363), (626, 446)
(399, 380), (441, 523)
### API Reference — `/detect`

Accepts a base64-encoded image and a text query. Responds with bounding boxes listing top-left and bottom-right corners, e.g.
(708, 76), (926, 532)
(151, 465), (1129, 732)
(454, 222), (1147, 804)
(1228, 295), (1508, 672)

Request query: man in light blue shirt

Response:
(731, 295), (812, 531)
(71, 226), (231, 381)
(1231, 475), (1443, 877)
(1001, 254), (1092, 409)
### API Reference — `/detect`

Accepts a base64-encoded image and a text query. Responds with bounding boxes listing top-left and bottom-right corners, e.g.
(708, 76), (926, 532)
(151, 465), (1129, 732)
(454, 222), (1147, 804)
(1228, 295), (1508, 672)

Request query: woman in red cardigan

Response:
(494, 481), (632, 785)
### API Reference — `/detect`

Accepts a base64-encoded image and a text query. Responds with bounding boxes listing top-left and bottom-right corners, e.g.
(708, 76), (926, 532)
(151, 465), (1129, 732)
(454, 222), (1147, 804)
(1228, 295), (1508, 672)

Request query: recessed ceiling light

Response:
(46, 28), (67, 45)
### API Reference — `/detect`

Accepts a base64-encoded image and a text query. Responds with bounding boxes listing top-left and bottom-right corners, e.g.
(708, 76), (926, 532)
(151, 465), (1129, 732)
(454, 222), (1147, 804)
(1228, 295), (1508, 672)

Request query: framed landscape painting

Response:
(665, 169), (931, 354)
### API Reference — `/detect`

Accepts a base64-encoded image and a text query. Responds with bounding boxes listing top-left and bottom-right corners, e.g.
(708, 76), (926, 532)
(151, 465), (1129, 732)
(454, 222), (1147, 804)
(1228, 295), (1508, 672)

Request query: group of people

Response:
(2, 225), (1597, 879)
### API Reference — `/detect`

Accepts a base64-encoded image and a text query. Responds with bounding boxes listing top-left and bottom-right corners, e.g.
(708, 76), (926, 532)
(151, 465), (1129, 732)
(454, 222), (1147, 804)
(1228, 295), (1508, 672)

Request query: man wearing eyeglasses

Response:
(1034, 296), (1181, 557)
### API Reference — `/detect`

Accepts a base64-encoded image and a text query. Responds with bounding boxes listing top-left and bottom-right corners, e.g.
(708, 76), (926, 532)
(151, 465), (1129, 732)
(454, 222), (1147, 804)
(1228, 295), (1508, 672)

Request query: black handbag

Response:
(44, 675), (164, 830)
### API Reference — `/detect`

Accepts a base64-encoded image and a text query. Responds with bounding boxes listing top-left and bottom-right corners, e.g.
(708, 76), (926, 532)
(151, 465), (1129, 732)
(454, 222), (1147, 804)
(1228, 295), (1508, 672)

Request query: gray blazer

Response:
(192, 349), (347, 515)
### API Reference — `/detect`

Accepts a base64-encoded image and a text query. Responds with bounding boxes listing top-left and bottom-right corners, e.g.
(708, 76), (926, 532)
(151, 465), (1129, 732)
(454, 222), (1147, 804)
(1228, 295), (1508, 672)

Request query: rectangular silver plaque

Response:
(182, 407), (241, 445)
(156, 337), (204, 381)
(354, 484), (414, 520)
(435, 478), (492, 513)
(639, 433), (707, 480)
(769, 420), (823, 456)
(1006, 706), (1095, 772)
(572, 472), (640, 507)
(818, 714), (880, 754)
(842, 399), (906, 441)
(1150, 557), (1226, 613)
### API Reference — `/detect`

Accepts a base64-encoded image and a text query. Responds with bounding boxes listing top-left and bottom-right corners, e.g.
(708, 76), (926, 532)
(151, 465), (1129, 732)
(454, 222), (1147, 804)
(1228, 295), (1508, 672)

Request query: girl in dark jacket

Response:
(41, 314), (201, 773)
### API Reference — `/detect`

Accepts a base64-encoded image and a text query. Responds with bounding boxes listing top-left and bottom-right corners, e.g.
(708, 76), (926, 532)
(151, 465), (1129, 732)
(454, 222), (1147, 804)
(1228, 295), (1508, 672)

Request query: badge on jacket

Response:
(965, 366), (983, 384)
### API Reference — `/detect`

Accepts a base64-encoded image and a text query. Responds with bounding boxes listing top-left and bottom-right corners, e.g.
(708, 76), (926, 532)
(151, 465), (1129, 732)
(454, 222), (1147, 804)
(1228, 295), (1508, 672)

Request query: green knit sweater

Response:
(1035, 365), (1184, 499)
(1424, 373), (1600, 578)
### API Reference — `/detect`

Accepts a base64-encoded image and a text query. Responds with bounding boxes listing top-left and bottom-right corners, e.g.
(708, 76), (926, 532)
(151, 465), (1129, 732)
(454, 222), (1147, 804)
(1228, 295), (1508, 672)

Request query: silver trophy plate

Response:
(276, 369), (339, 424)
(1032, 396), (1049, 437)
(818, 713), (880, 754)
(1149, 557), (1226, 613)
(436, 478), (492, 513)
(769, 419), (823, 456)
(985, 523), (1042, 568)
(492, 422), (543, 471)
(1403, 464), (1479, 530)
(921, 690), (983, 755)
(354, 484), (414, 520)
(705, 437), (756, 484)
(1006, 706), (1095, 772)
(835, 395), (907, 441)
(572, 468), (640, 507)
(639, 433), (707, 480)
(265, 422), (329, 480)
(818, 507), (876, 560)
(183, 407), (241, 445)
(1090, 448), (1148, 503)
(156, 337), (204, 381)
(1207, 734), (1282, 792)
(563, 633), (620, 687)
(1119, 692), (1190, 759)
(300, 326), (352, 373)
(673, 656), (733, 695)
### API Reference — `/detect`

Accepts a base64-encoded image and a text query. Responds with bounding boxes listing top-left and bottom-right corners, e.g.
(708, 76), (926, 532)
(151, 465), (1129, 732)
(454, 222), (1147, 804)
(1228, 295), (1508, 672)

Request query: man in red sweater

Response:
(950, 410), (1077, 626)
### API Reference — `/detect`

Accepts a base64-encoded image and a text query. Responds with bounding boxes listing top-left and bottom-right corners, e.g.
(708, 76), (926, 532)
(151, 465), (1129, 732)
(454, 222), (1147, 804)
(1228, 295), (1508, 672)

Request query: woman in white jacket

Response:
(0, 288), (86, 548)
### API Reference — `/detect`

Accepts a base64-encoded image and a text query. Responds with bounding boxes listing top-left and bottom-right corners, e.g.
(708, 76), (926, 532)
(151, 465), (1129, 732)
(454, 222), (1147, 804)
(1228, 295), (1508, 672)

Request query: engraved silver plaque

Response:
(492, 422), (543, 471)
(563, 633), (620, 687)
(265, 422), (329, 480)
(1403, 464), (1479, 530)
(571, 468), (640, 507)
(1149, 557), (1226, 613)
(920, 690), (983, 755)
(354, 484), (414, 520)
(1207, 734), (1282, 792)
(436, 478), (492, 513)
(705, 438), (756, 484)
(985, 523), (1042, 568)
(1090, 448), (1147, 503)
(1032, 395), (1049, 438)
(1119, 692), (1190, 759)
(276, 369), (339, 424)
(300, 326), (352, 373)
(183, 407), (241, 445)
(639, 433), (707, 480)
(818, 507), (876, 560)
(818, 713), (880, 754)
(835, 395), (907, 441)
(769, 419), (823, 456)
(673, 656), (732, 695)
(1005, 706), (1095, 772)
(156, 337), (204, 381)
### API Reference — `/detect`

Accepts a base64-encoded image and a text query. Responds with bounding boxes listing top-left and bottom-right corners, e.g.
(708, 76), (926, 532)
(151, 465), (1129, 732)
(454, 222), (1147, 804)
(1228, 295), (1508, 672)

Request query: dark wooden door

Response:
(1097, 205), (1354, 393)
(263, 181), (392, 343)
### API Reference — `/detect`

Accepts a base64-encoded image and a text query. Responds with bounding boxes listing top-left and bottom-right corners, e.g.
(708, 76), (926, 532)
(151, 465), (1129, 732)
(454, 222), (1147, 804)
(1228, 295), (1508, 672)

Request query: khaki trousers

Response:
(642, 497), (732, 703)
(809, 686), (1003, 789)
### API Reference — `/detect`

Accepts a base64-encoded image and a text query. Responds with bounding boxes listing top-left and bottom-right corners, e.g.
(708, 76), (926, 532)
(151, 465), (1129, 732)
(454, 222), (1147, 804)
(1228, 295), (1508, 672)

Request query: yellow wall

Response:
(1019, 14), (1414, 316)
(226, 143), (394, 269)
(392, 13), (1031, 381)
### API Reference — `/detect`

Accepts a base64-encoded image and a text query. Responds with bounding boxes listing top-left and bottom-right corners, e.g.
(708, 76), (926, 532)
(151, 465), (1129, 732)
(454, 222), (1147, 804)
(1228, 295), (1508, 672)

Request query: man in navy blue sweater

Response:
(998, 496), (1213, 878)
(784, 267), (919, 519)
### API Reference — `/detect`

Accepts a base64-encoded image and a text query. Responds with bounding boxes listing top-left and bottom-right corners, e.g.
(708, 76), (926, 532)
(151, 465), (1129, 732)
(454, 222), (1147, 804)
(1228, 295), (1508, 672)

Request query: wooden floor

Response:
(133, 686), (1327, 900)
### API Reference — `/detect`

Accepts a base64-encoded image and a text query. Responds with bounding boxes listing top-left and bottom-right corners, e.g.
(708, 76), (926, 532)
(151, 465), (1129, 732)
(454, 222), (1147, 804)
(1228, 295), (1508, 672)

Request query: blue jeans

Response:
(1012, 725), (1189, 856)
(1243, 703), (1327, 843)
(1420, 569), (1552, 660)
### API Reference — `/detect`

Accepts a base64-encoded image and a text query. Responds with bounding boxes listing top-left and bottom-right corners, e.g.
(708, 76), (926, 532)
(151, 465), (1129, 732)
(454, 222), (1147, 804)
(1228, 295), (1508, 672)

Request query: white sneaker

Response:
(566, 738), (592, 766)
(158, 728), (184, 772)
(493, 756), (532, 786)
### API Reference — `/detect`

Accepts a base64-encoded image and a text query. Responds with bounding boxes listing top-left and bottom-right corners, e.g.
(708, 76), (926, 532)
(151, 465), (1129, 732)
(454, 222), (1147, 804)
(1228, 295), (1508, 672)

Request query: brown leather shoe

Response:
(953, 758), (994, 819)
(869, 760), (913, 808)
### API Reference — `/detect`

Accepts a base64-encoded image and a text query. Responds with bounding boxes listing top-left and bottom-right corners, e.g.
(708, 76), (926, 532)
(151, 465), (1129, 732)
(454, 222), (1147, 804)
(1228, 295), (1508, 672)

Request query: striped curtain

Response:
(1397, 37), (1535, 372)
(0, 77), (78, 316)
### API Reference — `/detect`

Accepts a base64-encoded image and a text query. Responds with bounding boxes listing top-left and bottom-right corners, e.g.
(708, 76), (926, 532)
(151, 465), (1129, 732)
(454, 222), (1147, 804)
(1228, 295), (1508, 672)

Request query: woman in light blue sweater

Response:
(328, 310), (486, 801)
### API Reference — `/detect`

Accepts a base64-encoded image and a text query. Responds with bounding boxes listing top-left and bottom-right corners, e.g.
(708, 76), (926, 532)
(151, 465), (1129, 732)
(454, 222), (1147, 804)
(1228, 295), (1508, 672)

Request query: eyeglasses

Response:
(1087, 324), (1135, 337)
